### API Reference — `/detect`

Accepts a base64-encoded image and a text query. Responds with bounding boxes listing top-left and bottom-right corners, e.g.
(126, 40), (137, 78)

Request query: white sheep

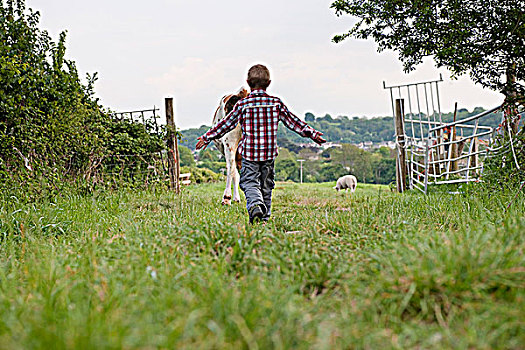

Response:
(333, 175), (357, 193)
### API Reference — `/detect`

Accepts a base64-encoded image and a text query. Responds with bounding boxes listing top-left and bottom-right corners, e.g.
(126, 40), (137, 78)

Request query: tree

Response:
(277, 147), (296, 161)
(319, 163), (347, 182)
(199, 149), (219, 162)
(275, 158), (299, 181)
(298, 147), (319, 160)
(377, 146), (392, 159)
(178, 146), (195, 167)
(332, 144), (359, 169)
(373, 158), (396, 185)
(276, 148), (299, 181)
(320, 114), (333, 122)
(331, 0), (525, 132)
(305, 112), (316, 122)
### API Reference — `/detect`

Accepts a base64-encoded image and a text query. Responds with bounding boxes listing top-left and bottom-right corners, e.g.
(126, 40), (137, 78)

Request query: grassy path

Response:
(0, 182), (524, 349)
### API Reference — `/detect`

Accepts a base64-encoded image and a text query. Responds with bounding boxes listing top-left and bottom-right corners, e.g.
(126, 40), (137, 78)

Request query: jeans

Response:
(239, 159), (275, 220)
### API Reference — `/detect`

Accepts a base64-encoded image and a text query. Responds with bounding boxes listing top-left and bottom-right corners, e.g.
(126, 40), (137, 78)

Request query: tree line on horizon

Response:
(176, 107), (502, 186)
(179, 107), (502, 150)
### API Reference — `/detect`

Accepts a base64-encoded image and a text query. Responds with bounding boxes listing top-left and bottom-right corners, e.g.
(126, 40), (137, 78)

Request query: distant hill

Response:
(179, 125), (210, 150)
(179, 108), (502, 150)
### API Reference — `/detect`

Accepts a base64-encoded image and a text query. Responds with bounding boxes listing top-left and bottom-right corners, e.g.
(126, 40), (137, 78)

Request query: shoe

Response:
(249, 204), (264, 224)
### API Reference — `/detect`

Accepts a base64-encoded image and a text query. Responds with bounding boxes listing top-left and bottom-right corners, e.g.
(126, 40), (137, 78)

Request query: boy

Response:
(196, 64), (325, 223)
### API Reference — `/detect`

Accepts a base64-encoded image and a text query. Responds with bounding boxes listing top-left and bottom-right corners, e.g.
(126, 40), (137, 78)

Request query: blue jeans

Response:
(239, 159), (275, 221)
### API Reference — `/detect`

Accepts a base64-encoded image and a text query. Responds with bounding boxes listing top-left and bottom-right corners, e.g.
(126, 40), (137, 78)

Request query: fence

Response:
(384, 76), (511, 194)
(84, 151), (191, 190)
(110, 106), (167, 175)
(98, 100), (185, 191)
(112, 107), (160, 125)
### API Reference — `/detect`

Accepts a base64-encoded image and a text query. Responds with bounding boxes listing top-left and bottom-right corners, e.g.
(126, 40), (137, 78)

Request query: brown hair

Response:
(247, 64), (271, 90)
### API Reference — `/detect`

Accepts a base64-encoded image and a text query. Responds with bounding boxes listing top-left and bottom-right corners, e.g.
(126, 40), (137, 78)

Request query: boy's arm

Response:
(279, 103), (326, 144)
(196, 103), (242, 150)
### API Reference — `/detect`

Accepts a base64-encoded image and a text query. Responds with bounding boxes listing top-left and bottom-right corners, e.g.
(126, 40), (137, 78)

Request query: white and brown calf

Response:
(334, 175), (358, 193)
(212, 88), (248, 205)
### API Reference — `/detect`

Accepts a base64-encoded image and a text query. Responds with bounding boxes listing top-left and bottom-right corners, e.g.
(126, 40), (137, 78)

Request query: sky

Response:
(27, 0), (503, 129)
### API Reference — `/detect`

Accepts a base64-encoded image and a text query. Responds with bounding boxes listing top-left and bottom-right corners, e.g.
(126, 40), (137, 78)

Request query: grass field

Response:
(0, 182), (524, 349)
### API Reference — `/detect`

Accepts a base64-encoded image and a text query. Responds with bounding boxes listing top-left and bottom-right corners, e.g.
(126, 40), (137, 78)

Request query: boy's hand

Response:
(196, 136), (209, 150)
(312, 133), (326, 145)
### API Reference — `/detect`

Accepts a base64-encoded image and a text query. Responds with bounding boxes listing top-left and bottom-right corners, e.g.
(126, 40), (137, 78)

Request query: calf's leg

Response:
(222, 145), (236, 205)
(232, 166), (241, 202)
(233, 147), (242, 203)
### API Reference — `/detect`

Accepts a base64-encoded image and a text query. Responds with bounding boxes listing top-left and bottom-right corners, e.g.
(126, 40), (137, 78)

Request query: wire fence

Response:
(1, 106), (199, 195)
(86, 151), (171, 188)
(93, 108), (172, 188)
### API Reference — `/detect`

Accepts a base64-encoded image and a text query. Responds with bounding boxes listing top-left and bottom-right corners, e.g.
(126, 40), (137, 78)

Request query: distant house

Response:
(363, 141), (374, 149)
(321, 142), (342, 149)
(298, 147), (320, 161)
(353, 141), (396, 150)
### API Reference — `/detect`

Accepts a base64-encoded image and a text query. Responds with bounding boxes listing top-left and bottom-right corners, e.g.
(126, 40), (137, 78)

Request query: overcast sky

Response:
(28, 0), (503, 129)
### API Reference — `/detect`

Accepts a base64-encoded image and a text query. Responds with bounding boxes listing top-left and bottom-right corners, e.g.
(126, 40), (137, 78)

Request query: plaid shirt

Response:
(202, 89), (321, 161)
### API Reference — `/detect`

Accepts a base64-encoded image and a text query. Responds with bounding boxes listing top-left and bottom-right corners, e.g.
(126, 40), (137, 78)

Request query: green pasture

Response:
(0, 182), (523, 349)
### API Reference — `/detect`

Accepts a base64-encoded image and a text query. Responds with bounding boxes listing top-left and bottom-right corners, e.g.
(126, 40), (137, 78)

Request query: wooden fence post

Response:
(165, 97), (180, 194)
(395, 99), (407, 192)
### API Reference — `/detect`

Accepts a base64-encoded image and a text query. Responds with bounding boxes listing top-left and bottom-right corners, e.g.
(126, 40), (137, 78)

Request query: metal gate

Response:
(384, 76), (501, 193)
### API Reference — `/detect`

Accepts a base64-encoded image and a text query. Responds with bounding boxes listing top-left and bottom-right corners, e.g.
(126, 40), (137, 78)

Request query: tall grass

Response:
(0, 182), (523, 349)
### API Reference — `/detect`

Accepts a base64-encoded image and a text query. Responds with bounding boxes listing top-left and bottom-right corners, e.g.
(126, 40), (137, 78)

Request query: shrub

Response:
(0, 1), (168, 199)
(0, 1), (108, 194)
(181, 166), (223, 184)
(483, 129), (525, 190)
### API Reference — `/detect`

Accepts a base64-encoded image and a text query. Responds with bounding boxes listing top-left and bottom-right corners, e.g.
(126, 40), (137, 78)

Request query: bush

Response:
(483, 129), (525, 190)
(179, 146), (195, 167)
(0, 1), (168, 199)
(318, 163), (347, 182)
(181, 166), (223, 184)
(0, 2), (108, 194)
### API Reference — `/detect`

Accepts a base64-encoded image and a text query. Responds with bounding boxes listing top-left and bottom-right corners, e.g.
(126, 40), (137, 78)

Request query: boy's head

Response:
(247, 64), (271, 90)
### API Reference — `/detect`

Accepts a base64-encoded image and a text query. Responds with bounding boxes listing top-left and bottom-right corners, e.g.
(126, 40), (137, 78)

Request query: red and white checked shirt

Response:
(202, 89), (321, 161)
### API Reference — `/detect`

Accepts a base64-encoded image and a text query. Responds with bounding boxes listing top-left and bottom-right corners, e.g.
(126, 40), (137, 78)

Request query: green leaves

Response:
(331, 0), (525, 101)
(1, 1), (106, 177)
(1, 1), (169, 198)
